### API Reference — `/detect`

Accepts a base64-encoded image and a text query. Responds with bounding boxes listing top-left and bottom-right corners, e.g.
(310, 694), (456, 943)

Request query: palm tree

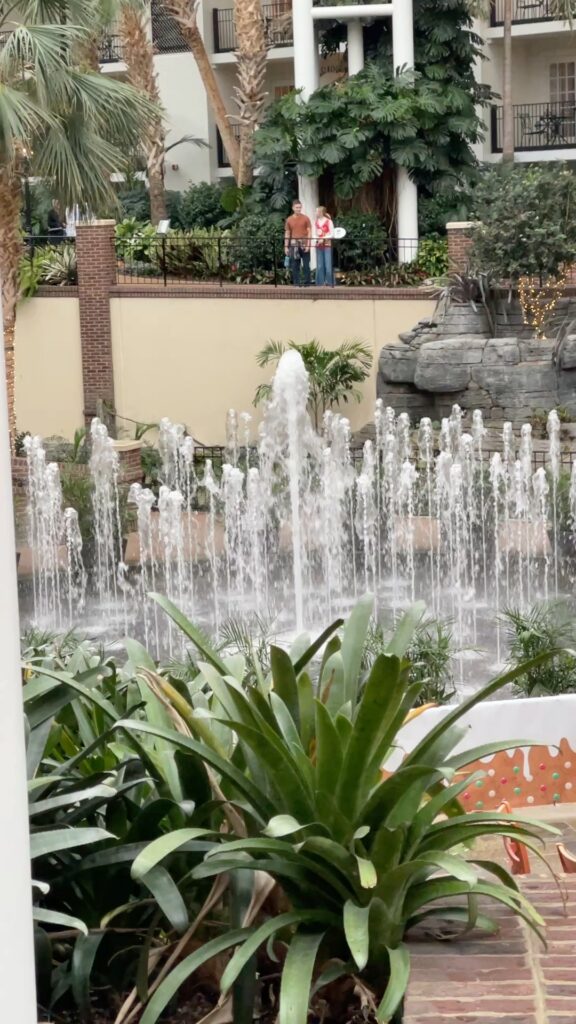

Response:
(116, 0), (168, 223)
(233, 0), (269, 186)
(164, 0), (241, 180)
(0, 0), (157, 442)
(254, 339), (373, 429)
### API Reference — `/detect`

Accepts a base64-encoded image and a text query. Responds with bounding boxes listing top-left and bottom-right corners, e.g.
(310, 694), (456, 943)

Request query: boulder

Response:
(414, 337), (487, 393)
(378, 344), (418, 384)
(483, 338), (520, 366)
(559, 335), (576, 370)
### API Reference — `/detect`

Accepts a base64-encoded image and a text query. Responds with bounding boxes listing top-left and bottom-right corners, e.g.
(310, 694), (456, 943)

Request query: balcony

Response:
(213, 4), (293, 54)
(490, 0), (559, 26)
(491, 102), (576, 151)
(99, 34), (125, 64)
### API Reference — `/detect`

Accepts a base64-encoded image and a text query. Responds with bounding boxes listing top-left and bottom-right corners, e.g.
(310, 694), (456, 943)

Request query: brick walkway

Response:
(404, 877), (576, 1023)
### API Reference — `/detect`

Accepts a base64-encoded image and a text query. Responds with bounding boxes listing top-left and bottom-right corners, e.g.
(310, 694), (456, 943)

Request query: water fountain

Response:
(19, 352), (576, 679)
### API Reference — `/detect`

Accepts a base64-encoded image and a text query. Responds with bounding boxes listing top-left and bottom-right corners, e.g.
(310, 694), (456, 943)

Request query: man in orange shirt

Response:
(284, 199), (312, 287)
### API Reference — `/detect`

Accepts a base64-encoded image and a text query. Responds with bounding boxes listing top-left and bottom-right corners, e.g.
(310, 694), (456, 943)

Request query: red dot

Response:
(463, 792), (470, 801)
(539, 763), (546, 771)
(540, 784), (547, 792)
(501, 778), (508, 785)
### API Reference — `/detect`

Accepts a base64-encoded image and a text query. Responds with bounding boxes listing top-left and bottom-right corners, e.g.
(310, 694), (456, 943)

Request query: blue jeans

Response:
(316, 245), (334, 286)
(290, 246), (310, 286)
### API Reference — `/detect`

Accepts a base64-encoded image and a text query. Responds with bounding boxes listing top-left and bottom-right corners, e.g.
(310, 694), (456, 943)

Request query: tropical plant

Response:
(254, 339), (373, 428)
(115, 217), (158, 262)
(116, 593), (557, 1024)
(469, 164), (576, 283)
(154, 227), (230, 279)
(179, 181), (227, 229)
(254, 0), (490, 215)
(334, 212), (388, 271)
(19, 242), (78, 296)
(416, 237), (449, 279)
(503, 601), (576, 696)
(364, 617), (457, 706)
(0, 0), (157, 442)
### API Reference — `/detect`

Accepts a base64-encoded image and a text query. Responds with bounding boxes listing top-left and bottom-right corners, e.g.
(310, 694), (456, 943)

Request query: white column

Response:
(292, 0), (320, 239)
(0, 287), (37, 1019)
(347, 20), (365, 76)
(392, 0), (418, 260)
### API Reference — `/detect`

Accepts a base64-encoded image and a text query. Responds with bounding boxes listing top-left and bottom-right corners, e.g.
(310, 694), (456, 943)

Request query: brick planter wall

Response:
(446, 221), (476, 274)
(404, 877), (576, 1024)
(112, 440), (143, 485)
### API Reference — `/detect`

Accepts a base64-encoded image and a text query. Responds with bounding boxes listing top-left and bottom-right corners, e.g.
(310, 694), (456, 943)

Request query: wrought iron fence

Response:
(99, 33), (125, 63)
(491, 102), (576, 152)
(490, 0), (556, 24)
(115, 234), (422, 287)
(213, 3), (293, 53)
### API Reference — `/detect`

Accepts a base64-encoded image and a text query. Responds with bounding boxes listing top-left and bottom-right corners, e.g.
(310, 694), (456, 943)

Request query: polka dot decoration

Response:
(456, 740), (576, 811)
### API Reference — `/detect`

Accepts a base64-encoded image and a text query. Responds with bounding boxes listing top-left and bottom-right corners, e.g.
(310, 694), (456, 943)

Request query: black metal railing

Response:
(151, 0), (189, 53)
(216, 124), (243, 168)
(491, 102), (576, 152)
(490, 0), (558, 24)
(115, 234), (422, 287)
(99, 33), (125, 63)
(213, 3), (293, 53)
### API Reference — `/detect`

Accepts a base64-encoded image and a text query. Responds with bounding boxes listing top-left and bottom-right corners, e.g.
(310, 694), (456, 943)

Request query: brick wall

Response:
(446, 221), (475, 275)
(76, 221), (117, 426)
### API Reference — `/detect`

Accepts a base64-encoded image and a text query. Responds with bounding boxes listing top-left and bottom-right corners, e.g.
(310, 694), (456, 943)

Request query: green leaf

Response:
(72, 934), (104, 1019)
(221, 910), (336, 995)
(293, 619), (344, 676)
(132, 828), (215, 880)
(30, 827), (113, 859)
(271, 646), (300, 729)
(340, 595), (374, 706)
(387, 603), (426, 658)
(355, 855), (378, 889)
(377, 945), (410, 1022)
(343, 900), (371, 969)
(314, 700), (343, 795)
(140, 929), (249, 1024)
(124, 637), (156, 672)
(151, 593), (228, 673)
(279, 931), (325, 1024)
(297, 673), (315, 752)
(264, 815), (303, 838)
(32, 908), (88, 934)
(139, 865), (189, 934)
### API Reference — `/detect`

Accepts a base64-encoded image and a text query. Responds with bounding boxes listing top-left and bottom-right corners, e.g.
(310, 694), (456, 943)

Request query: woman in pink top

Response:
(314, 206), (334, 287)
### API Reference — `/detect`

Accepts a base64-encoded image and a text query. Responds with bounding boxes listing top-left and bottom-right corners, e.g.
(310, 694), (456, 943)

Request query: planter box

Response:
(112, 439), (143, 486)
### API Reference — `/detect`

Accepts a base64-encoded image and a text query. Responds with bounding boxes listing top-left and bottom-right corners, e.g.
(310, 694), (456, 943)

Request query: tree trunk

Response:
(165, 0), (241, 182)
(233, 0), (269, 187)
(502, 0), (514, 162)
(119, 5), (168, 223)
(0, 170), (24, 448)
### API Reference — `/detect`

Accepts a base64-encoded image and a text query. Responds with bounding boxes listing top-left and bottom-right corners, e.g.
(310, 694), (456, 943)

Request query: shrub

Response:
(179, 181), (226, 229)
(228, 211), (286, 274)
(503, 602), (576, 696)
(115, 217), (158, 262)
(154, 227), (229, 280)
(335, 212), (388, 271)
(19, 242), (78, 296)
(116, 181), (151, 222)
(416, 236), (449, 278)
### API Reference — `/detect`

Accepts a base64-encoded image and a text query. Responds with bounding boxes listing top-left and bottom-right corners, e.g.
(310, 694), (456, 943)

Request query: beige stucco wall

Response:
(110, 296), (434, 443)
(15, 298), (84, 439)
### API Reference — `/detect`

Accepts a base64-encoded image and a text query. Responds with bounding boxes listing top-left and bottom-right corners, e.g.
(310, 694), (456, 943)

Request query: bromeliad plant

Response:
(117, 594), (557, 1024)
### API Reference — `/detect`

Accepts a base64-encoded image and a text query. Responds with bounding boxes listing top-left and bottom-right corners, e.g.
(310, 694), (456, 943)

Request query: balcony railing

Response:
(490, 0), (558, 26)
(491, 102), (576, 151)
(216, 124), (243, 168)
(213, 3), (293, 54)
(99, 34), (125, 63)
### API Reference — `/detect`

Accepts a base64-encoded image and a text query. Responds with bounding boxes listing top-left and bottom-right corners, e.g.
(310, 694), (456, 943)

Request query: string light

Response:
(519, 269), (568, 340)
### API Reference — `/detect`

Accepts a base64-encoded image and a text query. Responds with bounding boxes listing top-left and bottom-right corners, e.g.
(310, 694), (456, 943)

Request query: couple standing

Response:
(284, 199), (335, 287)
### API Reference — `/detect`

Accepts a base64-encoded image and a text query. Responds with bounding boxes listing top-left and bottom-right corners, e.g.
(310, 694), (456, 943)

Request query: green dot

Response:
(553, 772), (560, 780)
(514, 786), (522, 795)
(475, 779), (484, 788)
(513, 766), (520, 774)
(554, 793), (561, 802)
(476, 800), (484, 809)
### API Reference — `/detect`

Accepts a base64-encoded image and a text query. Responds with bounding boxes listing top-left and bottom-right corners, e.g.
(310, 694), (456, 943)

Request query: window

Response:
(550, 61), (576, 106)
(274, 85), (293, 98)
